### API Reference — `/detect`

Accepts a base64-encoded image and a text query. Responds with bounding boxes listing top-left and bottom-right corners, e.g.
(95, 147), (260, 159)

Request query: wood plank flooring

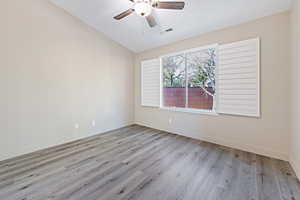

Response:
(0, 125), (300, 200)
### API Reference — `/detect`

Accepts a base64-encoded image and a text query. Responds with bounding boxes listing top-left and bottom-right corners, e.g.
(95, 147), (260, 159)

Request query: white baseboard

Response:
(0, 123), (135, 163)
(135, 121), (289, 161)
(0, 121), (290, 166)
(290, 156), (300, 180)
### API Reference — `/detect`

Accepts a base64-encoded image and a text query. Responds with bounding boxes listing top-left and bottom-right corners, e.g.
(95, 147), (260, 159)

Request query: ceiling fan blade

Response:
(113, 8), (134, 20)
(146, 15), (157, 28)
(153, 1), (185, 10)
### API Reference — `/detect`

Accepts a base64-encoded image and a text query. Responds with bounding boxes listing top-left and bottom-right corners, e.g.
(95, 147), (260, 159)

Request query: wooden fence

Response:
(163, 87), (214, 110)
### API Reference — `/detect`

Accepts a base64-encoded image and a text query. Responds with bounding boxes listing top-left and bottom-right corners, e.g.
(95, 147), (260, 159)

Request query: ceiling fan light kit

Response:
(134, 1), (152, 17)
(114, 0), (185, 28)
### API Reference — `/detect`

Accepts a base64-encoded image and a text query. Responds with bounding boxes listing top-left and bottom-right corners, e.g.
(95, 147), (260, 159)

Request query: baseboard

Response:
(0, 123), (135, 163)
(290, 156), (300, 180)
(135, 121), (289, 161)
(0, 121), (289, 164)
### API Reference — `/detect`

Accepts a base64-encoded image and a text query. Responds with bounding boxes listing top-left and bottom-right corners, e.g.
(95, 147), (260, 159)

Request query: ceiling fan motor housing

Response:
(134, 0), (153, 17)
(114, 0), (185, 28)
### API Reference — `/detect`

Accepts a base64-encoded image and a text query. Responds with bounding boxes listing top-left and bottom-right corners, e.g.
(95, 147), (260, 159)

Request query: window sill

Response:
(160, 107), (218, 116)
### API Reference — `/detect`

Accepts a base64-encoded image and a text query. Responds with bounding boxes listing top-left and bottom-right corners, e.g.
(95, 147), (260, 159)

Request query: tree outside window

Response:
(162, 48), (217, 110)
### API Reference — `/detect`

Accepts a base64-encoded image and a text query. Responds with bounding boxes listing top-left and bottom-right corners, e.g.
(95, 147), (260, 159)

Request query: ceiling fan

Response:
(113, 0), (185, 28)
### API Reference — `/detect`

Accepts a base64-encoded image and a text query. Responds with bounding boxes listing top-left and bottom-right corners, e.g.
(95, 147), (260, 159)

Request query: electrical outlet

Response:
(92, 120), (96, 127)
(74, 124), (79, 129)
(168, 118), (173, 124)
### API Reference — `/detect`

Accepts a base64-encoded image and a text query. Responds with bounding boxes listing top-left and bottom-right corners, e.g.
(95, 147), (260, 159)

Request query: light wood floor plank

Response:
(0, 125), (299, 200)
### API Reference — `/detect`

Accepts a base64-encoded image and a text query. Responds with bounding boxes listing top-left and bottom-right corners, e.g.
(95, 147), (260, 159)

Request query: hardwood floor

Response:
(0, 125), (299, 200)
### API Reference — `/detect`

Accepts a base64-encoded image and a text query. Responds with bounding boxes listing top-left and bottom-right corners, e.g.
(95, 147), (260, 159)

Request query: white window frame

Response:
(159, 44), (219, 115)
(141, 38), (260, 118)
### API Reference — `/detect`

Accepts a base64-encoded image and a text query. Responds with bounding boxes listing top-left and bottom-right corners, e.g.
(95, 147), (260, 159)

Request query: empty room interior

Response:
(1, 0), (300, 199)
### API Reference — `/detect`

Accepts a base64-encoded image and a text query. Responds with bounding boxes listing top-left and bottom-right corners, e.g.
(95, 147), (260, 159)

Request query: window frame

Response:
(159, 44), (219, 115)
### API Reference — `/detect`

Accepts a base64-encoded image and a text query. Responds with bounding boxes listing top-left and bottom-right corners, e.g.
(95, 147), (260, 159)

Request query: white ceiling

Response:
(50, 0), (291, 52)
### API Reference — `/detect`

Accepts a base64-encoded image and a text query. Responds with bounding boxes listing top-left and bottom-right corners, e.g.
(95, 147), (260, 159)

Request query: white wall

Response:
(0, 0), (294, 165)
(134, 12), (290, 160)
(290, 0), (300, 177)
(0, 0), (134, 161)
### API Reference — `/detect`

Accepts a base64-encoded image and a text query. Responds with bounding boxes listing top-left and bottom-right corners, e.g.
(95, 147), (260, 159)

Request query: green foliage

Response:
(189, 65), (209, 86)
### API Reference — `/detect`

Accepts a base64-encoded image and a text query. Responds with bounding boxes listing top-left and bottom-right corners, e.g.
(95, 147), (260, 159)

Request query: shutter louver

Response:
(217, 38), (260, 117)
(141, 59), (160, 107)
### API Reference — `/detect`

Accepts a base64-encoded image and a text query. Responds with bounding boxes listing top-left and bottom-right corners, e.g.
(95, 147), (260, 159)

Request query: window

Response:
(162, 46), (217, 111)
(162, 53), (186, 108)
(141, 38), (260, 117)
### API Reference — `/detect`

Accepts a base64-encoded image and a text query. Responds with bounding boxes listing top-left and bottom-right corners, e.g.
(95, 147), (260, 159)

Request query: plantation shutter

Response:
(217, 38), (260, 117)
(141, 59), (161, 107)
